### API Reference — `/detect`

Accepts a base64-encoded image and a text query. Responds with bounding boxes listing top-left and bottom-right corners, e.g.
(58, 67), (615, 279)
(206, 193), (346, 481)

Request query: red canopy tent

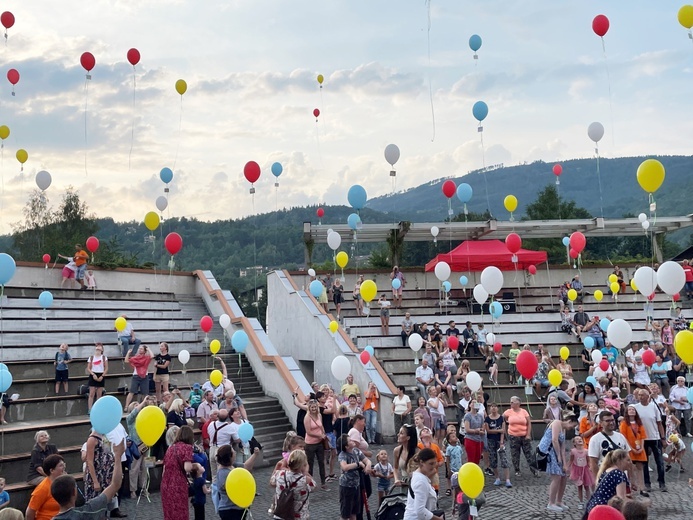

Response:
(425, 239), (548, 272)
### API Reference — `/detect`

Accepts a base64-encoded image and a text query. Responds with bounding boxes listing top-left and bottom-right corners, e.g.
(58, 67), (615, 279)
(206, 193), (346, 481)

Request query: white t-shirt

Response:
(207, 420), (233, 446)
(634, 400), (662, 440)
(393, 395), (411, 415)
(415, 366), (434, 383)
(625, 348), (636, 368)
(588, 431), (630, 465)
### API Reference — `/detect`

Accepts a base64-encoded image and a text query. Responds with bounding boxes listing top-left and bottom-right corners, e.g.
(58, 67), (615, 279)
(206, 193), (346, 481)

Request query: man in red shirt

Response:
(683, 260), (693, 300)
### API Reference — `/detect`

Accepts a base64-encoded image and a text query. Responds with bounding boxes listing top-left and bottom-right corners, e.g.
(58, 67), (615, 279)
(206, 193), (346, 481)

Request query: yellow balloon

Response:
(225, 467), (256, 509)
(608, 274), (617, 284)
(336, 251), (348, 269)
(210, 339), (221, 355)
(567, 289), (577, 301)
(548, 369), (563, 388)
(175, 79), (187, 96)
(674, 330), (693, 364)
(144, 211), (160, 231)
(114, 316), (127, 332)
(679, 5), (693, 29)
(636, 158), (665, 194)
(594, 290), (603, 302)
(458, 462), (484, 499)
(16, 149), (27, 164)
(610, 282), (620, 295)
(560, 346), (570, 361)
(135, 406), (166, 446)
(329, 320), (339, 333)
(317, 74), (324, 85)
(504, 195), (518, 213)
(360, 279), (377, 303)
(630, 279), (638, 292)
(0, 125), (9, 140)
(210, 369), (223, 387)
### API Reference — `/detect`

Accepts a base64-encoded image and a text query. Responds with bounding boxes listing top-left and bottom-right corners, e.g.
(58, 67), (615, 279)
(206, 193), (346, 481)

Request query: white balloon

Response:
(327, 231), (341, 251)
(466, 371), (482, 392)
(219, 314), (231, 330)
(634, 266), (658, 297)
(607, 318), (632, 349)
(485, 333), (496, 345)
(434, 261), (451, 282)
(156, 196), (168, 212)
(331, 356), (351, 380)
(36, 170), (52, 191)
(473, 284), (488, 305)
(177, 349), (190, 365)
(431, 226), (439, 238)
(587, 121), (604, 143)
(591, 349), (603, 363)
(384, 144), (401, 166)
(657, 261), (686, 296)
(480, 266), (503, 295)
(308, 268), (316, 277)
(327, 228), (334, 234)
(641, 221), (650, 230)
(408, 333), (423, 352)
(638, 213), (647, 223)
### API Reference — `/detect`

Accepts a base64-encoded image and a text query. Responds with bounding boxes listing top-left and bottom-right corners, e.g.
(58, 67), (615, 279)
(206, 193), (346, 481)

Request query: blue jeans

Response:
(120, 336), (142, 357)
(364, 409), (377, 444)
(643, 439), (666, 488)
(590, 335), (605, 349)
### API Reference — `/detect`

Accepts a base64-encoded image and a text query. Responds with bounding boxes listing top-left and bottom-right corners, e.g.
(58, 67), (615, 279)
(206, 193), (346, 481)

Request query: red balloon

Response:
(642, 349), (656, 367)
(42, 254), (50, 264)
(243, 161), (261, 184)
(313, 108), (320, 118)
(200, 315), (213, 333)
(588, 505), (625, 520)
(528, 265), (537, 275)
(552, 164), (562, 176)
(359, 351), (370, 364)
(592, 14), (610, 38)
(673, 293), (681, 302)
(647, 292), (656, 301)
(86, 236), (99, 253)
(569, 248), (579, 259)
(570, 231), (586, 252)
(127, 48), (141, 66)
(316, 208), (325, 218)
(599, 359), (609, 371)
(447, 336), (460, 350)
(505, 233), (522, 254)
(1, 12), (14, 30)
(516, 350), (538, 380)
(80, 52), (95, 72)
(442, 180), (456, 199)
(493, 342), (502, 354)
(165, 232), (183, 255)
(7, 69), (19, 86)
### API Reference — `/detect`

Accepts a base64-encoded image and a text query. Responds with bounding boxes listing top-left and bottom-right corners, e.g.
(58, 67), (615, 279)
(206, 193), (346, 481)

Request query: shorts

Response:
(392, 288), (403, 296)
(434, 417), (447, 431)
(75, 263), (87, 280)
(55, 369), (69, 382)
(61, 266), (75, 279)
(353, 294), (361, 301)
(377, 479), (390, 492)
(88, 373), (105, 387)
(153, 373), (170, 384)
(326, 431), (336, 450)
(380, 309), (390, 318)
(130, 375), (149, 395)
(339, 485), (361, 518)
(534, 378), (550, 388)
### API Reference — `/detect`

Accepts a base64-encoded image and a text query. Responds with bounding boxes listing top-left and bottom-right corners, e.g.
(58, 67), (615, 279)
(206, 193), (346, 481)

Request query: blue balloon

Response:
(0, 363), (7, 372)
(232, 330), (249, 353)
(562, 237), (570, 247)
(442, 281), (452, 293)
(309, 280), (323, 298)
(238, 422), (254, 443)
(472, 101), (488, 122)
(365, 345), (375, 356)
(392, 278), (401, 290)
(489, 301), (503, 319)
(600, 318), (611, 332)
(459, 275), (469, 286)
(271, 162), (283, 177)
(38, 290), (53, 309)
(0, 253), (16, 285)
(159, 167), (173, 184)
(687, 387), (693, 406)
(0, 370), (11, 393)
(457, 183), (473, 204)
(469, 34), (482, 52)
(347, 213), (361, 231)
(347, 185), (367, 210)
(586, 376), (598, 387)
(583, 336), (595, 349)
(89, 395), (122, 434)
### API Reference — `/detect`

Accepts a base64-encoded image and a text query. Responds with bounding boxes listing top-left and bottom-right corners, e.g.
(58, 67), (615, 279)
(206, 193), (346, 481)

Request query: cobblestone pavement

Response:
(119, 443), (693, 520)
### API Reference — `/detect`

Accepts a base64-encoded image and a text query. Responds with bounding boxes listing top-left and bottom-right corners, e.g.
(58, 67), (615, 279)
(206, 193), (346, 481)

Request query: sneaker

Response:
(666, 464), (672, 472)
(660, 486), (668, 492)
(686, 433), (693, 438)
(515, 472), (521, 477)
(505, 480), (512, 488)
(645, 485), (652, 492)
(546, 504), (563, 512)
(494, 478), (501, 486)
(558, 504), (569, 510)
(639, 491), (649, 498)
(485, 468), (495, 476)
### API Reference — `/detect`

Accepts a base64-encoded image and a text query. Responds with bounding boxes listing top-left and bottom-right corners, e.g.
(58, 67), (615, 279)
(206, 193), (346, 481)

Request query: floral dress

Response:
(161, 441), (193, 520)
(538, 423), (565, 476)
(84, 435), (115, 501)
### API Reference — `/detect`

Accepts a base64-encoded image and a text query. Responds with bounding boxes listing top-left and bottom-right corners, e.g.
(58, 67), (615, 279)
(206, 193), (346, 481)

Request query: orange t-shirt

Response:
(579, 416), (598, 447)
(363, 392), (378, 412)
(28, 477), (60, 520)
(417, 441), (444, 490)
(74, 249), (88, 267)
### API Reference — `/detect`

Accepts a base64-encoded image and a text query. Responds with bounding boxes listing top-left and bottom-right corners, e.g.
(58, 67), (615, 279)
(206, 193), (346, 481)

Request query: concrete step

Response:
(4, 286), (178, 301)
(0, 445), (84, 485)
(0, 329), (199, 348)
(0, 318), (195, 333)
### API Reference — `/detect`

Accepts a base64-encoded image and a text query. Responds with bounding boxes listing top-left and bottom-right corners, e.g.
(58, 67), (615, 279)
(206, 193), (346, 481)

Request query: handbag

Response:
(535, 446), (549, 472)
(321, 436), (330, 450)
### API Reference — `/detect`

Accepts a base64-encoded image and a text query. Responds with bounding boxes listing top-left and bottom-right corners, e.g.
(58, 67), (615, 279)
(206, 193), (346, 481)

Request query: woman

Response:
(632, 355), (651, 389)
(463, 400), (485, 465)
(391, 386), (411, 432)
(583, 449), (631, 518)
(539, 411), (578, 512)
(543, 394), (563, 424)
(273, 449), (315, 520)
(153, 341), (171, 403)
(579, 404), (600, 447)
(433, 359), (453, 402)
(84, 430), (115, 501)
(26, 431), (58, 486)
(161, 425), (194, 520)
(556, 358), (574, 385)
(166, 398), (188, 428)
(363, 381), (379, 445)
(215, 443), (260, 519)
(403, 448), (444, 520)
(303, 400), (328, 491)
(25, 454), (65, 520)
(393, 424), (419, 487)
(86, 343), (108, 414)
(578, 382), (598, 419)
(332, 279), (344, 319)
(651, 354), (670, 395)
(619, 405), (648, 497)
(378, 294), (390, 336)
(503, 396), (537, 476)
(581, 346), (595, 374)
(353, 275), (364, 317)
(124, 345), (153, 410)
(455, 360), (471, 390)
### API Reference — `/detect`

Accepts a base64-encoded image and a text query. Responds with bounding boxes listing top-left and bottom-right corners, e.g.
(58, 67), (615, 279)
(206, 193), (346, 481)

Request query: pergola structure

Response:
(303, 215), (693, 265)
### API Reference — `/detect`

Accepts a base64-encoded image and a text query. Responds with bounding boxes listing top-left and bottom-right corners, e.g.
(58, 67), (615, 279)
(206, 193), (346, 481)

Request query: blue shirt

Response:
(445, 443), (463, 473)
(192, 476), (207, 505)
(55, 351), (71, 371)
(601, 347), (618, 364)
(0, 490), (9, 506)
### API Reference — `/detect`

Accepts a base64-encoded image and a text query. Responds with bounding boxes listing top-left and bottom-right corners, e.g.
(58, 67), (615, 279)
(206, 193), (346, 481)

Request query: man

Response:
(446, 320), (461, 337)
(683, 259), (693, 299)
(572, 305), (590, 338)
(532, 351), (550, 400)
(116, 314), (141, 357)
(73, 244), (89, 291)
(633, 388), (667, 492)
(422, 344), (437, 367)
(196, 390), (219, 426)
(587, 410), (630, 476)
(669, 377), (692, 438)
(125, 398), (153, 499)
(390, 266), (405, 309)
(461, 322), (478, 356)
(400, 313), (414, 347)
(51, 440), (125, 519)
(571, 274), (584, 300)
(340, 374), (360, 402)
(415, 358), (434, 397)
(207, 409), (232, 481)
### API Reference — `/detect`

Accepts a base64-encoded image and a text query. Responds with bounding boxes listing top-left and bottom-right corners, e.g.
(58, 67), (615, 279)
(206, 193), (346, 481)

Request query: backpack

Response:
(273, 472), (306, 520)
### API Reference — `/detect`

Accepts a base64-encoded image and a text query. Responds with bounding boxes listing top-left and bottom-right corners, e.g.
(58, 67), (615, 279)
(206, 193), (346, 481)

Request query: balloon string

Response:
(252, 194), (259, 319)
(601, 38), (616, 148)
(84, 78), (89, 176)
(595, 146), (604, 218)
(315, 122), (324, 171)
(479, 127), (491, 217)
(319, 87), (326, 131)
(129, 68), (136, 170)
(173, 96), (183, 169)
(426, 0), (436, 142)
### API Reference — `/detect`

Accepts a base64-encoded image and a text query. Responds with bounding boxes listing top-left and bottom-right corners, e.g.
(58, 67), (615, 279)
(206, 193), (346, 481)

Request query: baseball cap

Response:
(192, 383), (201, 390)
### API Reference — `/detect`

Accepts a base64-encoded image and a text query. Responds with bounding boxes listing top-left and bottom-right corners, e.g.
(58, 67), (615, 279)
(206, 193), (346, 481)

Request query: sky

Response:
(0, 0), (691, 234)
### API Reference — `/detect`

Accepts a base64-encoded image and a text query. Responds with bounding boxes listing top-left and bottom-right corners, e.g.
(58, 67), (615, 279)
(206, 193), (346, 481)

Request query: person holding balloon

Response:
(214, 443), (260, 520)
(390, 266), (406, 310)
(332, 279), (344, 320)
(153, 342), (171, 403)
(123, 345), (153, 411)
(116, 314), (141, 358)
(86, 343), (108, 415)
(353, 275), (364, 317)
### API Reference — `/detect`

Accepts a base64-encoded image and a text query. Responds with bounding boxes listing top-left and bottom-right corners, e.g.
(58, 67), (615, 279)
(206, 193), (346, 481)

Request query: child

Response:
(560, 307), (575, 336)
(338, 434), (370, 520)
(643, 300), (654, 327)
(615, 363), (630, 395)
(603, 388), (622, 420)
(0, 477), (9, 509)
(508, 341), (522, 385)
(85, 269), (97, 289)
(484, 350), (499, 385)
(444, 431), (463, 498)
(665, 405), (681, 442)
(58, 254), (78, 289)
(190, 462), (209, 520)
(568, 436), (595, 505)
(54, 343), (71, 394)
(666, 433), (686, 472)
(477, 324), (488, 357)
(372, 450), (394, 504)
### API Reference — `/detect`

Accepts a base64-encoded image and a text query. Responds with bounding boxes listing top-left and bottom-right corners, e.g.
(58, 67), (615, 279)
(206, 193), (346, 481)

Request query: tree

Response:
(11, 190), (55, 258)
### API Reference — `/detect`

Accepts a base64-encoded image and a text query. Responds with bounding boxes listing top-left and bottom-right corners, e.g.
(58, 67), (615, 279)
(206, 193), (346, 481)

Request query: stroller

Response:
(375, 485), (408, 520)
